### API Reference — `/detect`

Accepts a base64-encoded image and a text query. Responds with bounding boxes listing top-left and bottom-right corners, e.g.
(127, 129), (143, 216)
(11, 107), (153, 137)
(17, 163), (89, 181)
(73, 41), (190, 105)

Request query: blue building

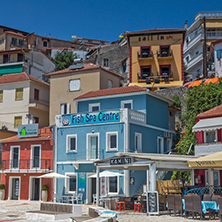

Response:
(54, 86), (175, 203)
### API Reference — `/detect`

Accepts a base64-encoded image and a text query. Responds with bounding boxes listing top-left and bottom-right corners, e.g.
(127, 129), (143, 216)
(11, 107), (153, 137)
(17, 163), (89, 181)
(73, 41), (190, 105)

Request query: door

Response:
(11, 178), (20, 200)
(88, 177), (96, 203)
(89, 136), (98, 160)
(32, 146), (40, 168)
(12, 147), (19, 168)
(32, 178), (40, 200)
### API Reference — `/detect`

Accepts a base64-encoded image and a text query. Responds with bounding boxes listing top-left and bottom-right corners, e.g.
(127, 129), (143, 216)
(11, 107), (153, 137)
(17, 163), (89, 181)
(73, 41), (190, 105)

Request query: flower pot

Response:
(42, 190), (48, 202)
(0, 189), (5, 200)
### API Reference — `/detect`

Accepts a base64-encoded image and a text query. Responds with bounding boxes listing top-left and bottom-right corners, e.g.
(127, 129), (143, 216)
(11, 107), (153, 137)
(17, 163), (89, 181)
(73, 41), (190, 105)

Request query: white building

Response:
(184, 11), (222, 81)
(0, 72), (49, 131)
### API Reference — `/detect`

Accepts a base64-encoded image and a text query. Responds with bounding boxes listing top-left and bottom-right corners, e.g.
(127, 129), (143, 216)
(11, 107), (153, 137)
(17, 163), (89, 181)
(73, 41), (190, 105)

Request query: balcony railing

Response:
(157, 50), (173, 58)
(137, 72), (173, 82)
(207, 30), (222, 38)
(86, 150), (104, 161)
(129, 109), (146, 124)
(1, 159), (51, 172)
(195, 141), (222, 156)
(29, 98), (49, 107)
(137, 51), (153, 59)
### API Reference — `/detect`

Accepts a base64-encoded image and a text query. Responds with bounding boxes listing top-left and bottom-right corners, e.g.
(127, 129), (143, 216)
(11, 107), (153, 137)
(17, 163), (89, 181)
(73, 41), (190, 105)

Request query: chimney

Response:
(185, 20), (188, 30)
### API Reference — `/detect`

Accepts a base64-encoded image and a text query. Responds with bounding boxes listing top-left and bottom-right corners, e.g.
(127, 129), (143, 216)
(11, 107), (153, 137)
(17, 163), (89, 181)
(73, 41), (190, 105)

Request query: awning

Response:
(188, 151), (222, 168)
(192, 117), (222, 132)
(0, 64), (23, 75)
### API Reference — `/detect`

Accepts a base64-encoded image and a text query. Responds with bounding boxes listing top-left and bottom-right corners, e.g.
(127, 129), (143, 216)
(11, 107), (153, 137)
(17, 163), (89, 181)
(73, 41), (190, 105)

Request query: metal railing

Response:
(137, 72), (173, 81)
(1, 159), (51, 171)
(184, 185), (222, 195)
(157, 50), (173, 58)
(137, 51), (153, 59)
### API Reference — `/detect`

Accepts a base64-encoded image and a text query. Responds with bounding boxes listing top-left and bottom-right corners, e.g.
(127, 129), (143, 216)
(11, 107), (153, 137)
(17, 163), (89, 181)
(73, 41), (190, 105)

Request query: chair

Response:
(212, 195), (220, 219)
(217, 197), (222, 221)
(72, 193), (78, 204)
(184, 194), (193, 218)
(167, 195), (174, 215)
(203, 194), (212, 201)
(93, 194), (97, 205)
(174, 195), (183, 216)
(53, 193), (62, 203)
(192, 194), (203, 219)
(77, 193), (83, 204)
(146, 78), (151, 84)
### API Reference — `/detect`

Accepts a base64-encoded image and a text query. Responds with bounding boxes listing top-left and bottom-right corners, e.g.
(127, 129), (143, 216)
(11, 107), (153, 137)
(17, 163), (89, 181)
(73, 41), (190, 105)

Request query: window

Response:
(104, 58), (109, 67)
(141, 66), (151, 79)
(186, 56), (189, 63)
(217, 49), (221, 59)
(11, 38), (17, 46)
(205, 131), (216, 143)
(15, 88), (23, 100)
(121, 100), (133, 109)
(157, 137), (164, 154)
(122, 62), (127, 73)
(160, 65), (170, 77)
(160, 46), (170, 57)
(106, 132), (118, 151)
(135, 133), (142, 152)
(108, 176), (118, 193)
(43, 41), (48, 47)
(138, 37), (141, 41)
(69, 79), (80, 91)
(141, 47), (150, 58)
(161, 36), (164, 40)
(196, 50), (199, 55)
(0, 90), (3, 102)
(66, 135), (77, 153)
(167, 139), (172, 152)
(3, 54), (9, 63)
(108, 80), (113, 89)
(205, 170), (220, 186)
(31, 145), (41, 168)
(65, 173), (77, 193)
(0, 37), (4, 44)
(89, 103), (100, 112)
(14, 116), (22, 128)
(33, 116), (39, 123)
(19, 39), (24, 46)
(17, 53), (24, 62)
(34, 89), (39, 101)
(87, 133), (99, 160)
(10, 146), (20, 169)
(60, 103), (70, 115)
(142, 37), (146, 41)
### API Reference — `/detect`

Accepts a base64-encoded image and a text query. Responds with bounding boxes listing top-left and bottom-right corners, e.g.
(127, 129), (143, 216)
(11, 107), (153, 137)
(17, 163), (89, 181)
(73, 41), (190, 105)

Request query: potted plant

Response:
(41, 185), (49, 202)
(0, 184), (5, 200)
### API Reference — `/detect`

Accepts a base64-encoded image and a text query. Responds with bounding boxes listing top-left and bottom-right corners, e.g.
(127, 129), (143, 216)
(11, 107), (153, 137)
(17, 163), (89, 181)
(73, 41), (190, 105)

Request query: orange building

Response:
(0, 126), (53, 201)
(127, 28), (186, 90)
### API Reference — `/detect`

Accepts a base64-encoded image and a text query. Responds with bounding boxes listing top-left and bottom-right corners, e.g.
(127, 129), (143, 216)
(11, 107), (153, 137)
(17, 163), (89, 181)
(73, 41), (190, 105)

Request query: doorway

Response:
(30, 177), (41, 200)
(11, 177), (20, 200)
(87, 175), (96, 203)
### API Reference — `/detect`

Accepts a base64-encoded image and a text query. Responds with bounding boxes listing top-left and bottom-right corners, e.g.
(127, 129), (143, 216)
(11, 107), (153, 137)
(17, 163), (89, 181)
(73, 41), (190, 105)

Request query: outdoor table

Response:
(201, 201), (219, 214)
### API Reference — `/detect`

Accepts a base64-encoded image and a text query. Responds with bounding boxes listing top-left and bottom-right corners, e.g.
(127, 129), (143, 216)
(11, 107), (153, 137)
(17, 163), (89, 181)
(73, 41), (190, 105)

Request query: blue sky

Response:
(1, 0), (222, 42)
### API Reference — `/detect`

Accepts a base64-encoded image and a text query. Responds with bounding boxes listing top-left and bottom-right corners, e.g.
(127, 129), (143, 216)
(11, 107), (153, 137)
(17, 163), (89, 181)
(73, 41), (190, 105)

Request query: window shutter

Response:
(14, 116), (22, 128)
(0, 90), (3, 102)
(16, 88), (23, 100)
(61, 104), (64, 115)
(67, 103), (70, 114)
(217, 49), (221, 58)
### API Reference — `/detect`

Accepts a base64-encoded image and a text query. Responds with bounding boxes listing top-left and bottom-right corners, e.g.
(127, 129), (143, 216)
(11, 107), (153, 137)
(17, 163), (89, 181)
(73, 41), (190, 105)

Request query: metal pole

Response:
(191, 169), (195, 186)
(96, 166), (100, 207)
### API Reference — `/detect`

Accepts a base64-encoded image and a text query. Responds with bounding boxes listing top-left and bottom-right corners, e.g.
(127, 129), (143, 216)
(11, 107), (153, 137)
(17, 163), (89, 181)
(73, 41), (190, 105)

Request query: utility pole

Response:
(203, 16), (207, 79)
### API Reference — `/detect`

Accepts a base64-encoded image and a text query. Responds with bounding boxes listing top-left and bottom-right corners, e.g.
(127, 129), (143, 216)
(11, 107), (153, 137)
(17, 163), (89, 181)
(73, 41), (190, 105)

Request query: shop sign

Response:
(62, 110), (120, 126)
(147, 191), (159, 214)
(110, 157), (133, 165)
(18, 124), (39, 138)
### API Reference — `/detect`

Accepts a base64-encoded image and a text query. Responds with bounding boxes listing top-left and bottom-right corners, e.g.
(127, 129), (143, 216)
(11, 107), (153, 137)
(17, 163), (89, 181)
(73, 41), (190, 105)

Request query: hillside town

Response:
(0, 10), (222, 222)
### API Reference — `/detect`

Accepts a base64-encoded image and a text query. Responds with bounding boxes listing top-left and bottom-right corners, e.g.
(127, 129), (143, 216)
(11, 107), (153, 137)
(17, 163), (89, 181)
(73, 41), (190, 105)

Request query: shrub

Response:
(41, 185), (49, 190)
(0, 184), (5, 190)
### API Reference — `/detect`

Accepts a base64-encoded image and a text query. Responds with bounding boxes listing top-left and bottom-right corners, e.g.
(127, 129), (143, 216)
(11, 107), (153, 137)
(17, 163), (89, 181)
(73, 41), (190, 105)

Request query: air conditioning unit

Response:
(164, 131), (170, 138)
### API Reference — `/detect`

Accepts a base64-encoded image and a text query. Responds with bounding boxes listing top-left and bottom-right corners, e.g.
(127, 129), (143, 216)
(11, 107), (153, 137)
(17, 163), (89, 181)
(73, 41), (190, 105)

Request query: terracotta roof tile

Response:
(74, 86), (148, 100)
(46, 63), (123, 79)
(0, 72), (49, 86)
(197, 104), (222, 118)
(1, 127), (51, 142)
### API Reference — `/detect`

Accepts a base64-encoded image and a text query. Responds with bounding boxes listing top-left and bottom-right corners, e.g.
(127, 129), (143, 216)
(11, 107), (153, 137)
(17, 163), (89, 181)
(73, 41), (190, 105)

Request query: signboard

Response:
(78, 172), (86, 203)
(110, 157), (133, 165)
(100, 177), (106, 197)
(147, 191), (159, 215)
(18, 124), (39, 138)
(62, 110), (120, 126)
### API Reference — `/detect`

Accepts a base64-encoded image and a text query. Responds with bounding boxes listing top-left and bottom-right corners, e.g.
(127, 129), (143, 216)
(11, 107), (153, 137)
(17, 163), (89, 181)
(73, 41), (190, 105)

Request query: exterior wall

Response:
(0, 82), (30, 131)
(214, 42), (222, 77)
(99, 69), (121, 89)
(129, 32), (184, 89)
(129, 170), (146, 196)
(0, 33), (6, 51)
(49, 70), (101, 125)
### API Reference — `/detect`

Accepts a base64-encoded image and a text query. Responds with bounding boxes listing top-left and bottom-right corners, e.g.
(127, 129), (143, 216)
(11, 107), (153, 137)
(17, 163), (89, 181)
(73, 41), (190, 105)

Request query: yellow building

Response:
(127, 28), (186, 90)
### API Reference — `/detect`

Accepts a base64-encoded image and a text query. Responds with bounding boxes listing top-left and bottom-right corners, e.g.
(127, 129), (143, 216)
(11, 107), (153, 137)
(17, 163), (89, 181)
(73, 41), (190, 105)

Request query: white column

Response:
(149, 163), (156, 191)
(209, 169), (214, 186)
(191, 169), (195, 186)
(147, 169), (150, 191)
(96, 166), (100, 207)
(124, 170), (130, 196)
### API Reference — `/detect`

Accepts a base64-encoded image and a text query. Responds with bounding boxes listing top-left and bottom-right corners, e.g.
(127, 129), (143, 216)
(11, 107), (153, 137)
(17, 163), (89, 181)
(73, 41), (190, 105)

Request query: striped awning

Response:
(192, 117), (222, 132)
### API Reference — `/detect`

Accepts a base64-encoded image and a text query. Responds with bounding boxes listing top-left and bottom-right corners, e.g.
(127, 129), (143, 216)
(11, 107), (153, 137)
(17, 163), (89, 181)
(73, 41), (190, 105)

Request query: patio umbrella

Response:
(89, 170), (123, 178)
(38, 172), (69, 178)
(188, 151), (222, 168)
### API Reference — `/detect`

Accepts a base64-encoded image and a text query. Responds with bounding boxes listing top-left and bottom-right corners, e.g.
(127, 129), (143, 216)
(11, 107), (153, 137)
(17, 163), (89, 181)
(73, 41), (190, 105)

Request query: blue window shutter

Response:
(217, 49), (221, 58)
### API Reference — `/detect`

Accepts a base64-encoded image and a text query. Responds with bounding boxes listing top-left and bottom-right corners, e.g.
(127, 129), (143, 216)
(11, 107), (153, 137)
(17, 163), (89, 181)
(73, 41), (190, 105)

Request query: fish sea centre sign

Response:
(62, 110), (120, 126)
(110, 157), (133, 165)
(18, 124), (39, 138)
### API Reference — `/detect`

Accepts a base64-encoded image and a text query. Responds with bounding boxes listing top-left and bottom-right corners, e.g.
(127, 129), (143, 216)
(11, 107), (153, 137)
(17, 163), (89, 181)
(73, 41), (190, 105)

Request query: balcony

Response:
(207, 30), (222, 39)
(86, 150), (104, 161)
(137, 72), (174, 83)
(195, 142), (222, 156)
(1, 159), (51, 172)
(129, 109), (146, 124)
(137, 51), (153, 61)
(157, 50), (173, 59)
(29, 98), (49, 110)
(186, 53), (203, 71)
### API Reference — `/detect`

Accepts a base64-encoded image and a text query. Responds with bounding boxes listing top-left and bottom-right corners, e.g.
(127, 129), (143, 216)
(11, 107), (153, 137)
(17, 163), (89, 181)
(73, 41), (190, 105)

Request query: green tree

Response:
(171, 82), (222, 180)
(52, 50), (77, 71)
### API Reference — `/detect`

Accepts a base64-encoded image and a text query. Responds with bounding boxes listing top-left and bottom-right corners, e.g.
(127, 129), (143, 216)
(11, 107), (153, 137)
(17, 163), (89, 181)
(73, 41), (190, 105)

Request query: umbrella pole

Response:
(96, 166), (100, 207)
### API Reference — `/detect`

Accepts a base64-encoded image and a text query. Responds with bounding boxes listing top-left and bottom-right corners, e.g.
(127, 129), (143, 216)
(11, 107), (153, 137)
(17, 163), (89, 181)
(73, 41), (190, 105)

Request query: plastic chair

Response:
(72, 193), (78, 204)
(77, 193), (83, 204)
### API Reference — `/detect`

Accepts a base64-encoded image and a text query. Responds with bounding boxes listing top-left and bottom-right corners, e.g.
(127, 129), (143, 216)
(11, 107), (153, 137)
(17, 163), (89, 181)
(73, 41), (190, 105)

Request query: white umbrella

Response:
(89, 170), (123, 178)
(38, 172), (69, 178)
